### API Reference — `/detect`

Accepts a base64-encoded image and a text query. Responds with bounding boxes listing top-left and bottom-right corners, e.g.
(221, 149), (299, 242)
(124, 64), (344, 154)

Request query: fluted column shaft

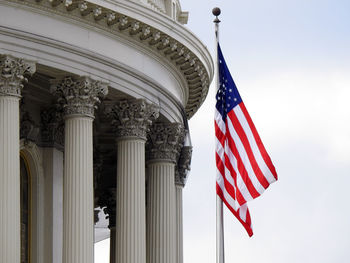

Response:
(105, 99), (158, 263)
(175, 146), (192, 263)
(146, 122), (185, 263)
(0, 55), (35, 263)
(63, 116), (94, 263)
(116, 138), (147, 263)
(0, 96), (21, 263)
(175, 185), (184, 263)
(147, 161), (176, 263)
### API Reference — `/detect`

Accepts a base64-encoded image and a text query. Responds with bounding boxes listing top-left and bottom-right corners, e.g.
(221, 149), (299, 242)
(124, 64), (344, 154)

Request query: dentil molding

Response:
(1, 0), (213, 118)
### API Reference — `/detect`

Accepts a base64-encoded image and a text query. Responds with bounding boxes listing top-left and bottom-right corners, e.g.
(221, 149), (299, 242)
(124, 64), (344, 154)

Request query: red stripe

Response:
(225, 126), (260, 199)
(223, 156), (237, 202)
(216, 183), (253, 237)
(224, 152), (246, 206)
(227, 110), (270, 189)
(215, 120), (225, 146)
(216, 152), (225, 177)
(216, 118), (246, 206)
(216, 152), (238, 205)
(239, 103), (278, 180)
(245, 207), (252, 227)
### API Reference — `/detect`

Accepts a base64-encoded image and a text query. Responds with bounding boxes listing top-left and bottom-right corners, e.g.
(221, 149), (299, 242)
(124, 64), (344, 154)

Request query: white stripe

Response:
(224, 165), (240, 209)
(217, 138), (237, 195)
(226, 116), (266, 195)
(216, 167), (238, 212)
(216, 138), (237, 197)
(215, 109), (226, 134)
(216, 138), (240, 210)
(216, 167), (225, 189)
(215, 137), (225, 182)
(234, 105), (276, 184)
(216, 134), (251, 209)
(223, 186), (238, 212)
(216, 119), (253, 207)
(226, 147), (254, 204)
(239, 203), (248, 222)
(215, 137), (225, 158)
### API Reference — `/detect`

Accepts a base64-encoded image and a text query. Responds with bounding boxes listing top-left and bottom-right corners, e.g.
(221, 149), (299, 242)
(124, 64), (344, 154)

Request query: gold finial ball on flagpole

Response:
(212, 7), (221, 23)
(212, 7), (221, 17)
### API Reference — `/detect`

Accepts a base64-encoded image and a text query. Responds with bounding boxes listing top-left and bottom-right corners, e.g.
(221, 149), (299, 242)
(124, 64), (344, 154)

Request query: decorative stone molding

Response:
(2, 0), (212, 118)
(175, 146), (192, 186)
(94, 209), (100, 225)
(40, 105), (65, 149)
(147, 122), (185, 163)
(51, 76), (108, 118)
(101, 188), (116, 229)
(105, 99), (159, 140)
(20, 98), (40, 143)
(0, 55), (36, 97)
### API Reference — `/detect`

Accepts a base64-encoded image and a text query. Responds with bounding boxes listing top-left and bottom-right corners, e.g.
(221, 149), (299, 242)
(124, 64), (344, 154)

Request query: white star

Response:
(234, 98), (237, 101)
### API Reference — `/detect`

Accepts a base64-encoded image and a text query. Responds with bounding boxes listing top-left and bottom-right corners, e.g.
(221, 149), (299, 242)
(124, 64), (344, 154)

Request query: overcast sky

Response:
(96, 1), (350, 262)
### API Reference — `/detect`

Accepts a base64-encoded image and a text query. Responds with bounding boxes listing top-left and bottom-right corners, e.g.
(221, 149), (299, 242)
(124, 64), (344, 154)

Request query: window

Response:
(20, 155), (31, 263)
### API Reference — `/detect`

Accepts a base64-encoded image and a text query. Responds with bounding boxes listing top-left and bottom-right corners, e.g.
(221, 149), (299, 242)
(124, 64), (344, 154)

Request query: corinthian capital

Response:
(0, 55), (36, 97)
(175, 146), (193, 186)
(105, 99), (159, 140)
(147, 123), (185, 163)
(51, 76), (108, 118)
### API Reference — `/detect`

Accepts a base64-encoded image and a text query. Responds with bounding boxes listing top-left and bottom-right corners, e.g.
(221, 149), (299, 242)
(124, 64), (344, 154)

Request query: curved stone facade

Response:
(0, 1), (212, 262)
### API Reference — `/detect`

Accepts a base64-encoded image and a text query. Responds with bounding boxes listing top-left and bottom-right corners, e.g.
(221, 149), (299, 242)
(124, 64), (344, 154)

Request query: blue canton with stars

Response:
(216, 44), (242, 121)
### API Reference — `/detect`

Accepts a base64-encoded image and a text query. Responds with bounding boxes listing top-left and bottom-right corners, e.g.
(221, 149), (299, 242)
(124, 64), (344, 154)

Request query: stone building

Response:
(0, 0), (213, 262)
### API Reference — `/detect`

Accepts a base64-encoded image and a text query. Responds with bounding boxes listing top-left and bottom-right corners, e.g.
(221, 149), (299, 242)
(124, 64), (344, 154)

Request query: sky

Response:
(96, 0), (350, 262)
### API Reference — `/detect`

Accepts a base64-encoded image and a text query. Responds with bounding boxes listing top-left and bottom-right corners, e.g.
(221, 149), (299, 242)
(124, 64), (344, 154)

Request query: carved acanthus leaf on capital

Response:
(175, 146), (193, 186)
(51, 76), (108, 118)
(147, 122), (185, 163)
(0, 55), (36, 97)
(104, 99), (159, 140)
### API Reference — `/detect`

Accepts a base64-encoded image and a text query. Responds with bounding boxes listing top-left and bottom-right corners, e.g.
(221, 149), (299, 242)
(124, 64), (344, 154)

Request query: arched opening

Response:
(20, 154), (31, 263)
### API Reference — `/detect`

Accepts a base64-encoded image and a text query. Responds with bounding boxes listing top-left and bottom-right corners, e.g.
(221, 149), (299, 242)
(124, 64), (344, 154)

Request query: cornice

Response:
(2, 0), (214, 119)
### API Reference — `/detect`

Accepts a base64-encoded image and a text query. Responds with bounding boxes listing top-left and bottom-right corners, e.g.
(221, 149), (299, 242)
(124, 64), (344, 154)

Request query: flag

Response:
(215, 44), (278, 237)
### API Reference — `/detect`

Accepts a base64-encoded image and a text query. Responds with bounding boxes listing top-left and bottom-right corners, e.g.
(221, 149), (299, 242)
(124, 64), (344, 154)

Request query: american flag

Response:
(215, 44), (278, 236)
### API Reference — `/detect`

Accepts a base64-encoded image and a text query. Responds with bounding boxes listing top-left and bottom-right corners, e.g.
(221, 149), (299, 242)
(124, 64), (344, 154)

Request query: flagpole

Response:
(213, 7), (225, 263)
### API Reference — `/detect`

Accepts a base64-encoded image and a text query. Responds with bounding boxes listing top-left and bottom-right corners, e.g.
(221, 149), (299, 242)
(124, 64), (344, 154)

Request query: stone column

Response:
(174, 184), (183, 263)
(51, 76), (108, 263)
(175, 146), (192, 263)
(0, 55), (35, 263)
(146, 123), (185, 263)
(105, 99), (159, 263)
